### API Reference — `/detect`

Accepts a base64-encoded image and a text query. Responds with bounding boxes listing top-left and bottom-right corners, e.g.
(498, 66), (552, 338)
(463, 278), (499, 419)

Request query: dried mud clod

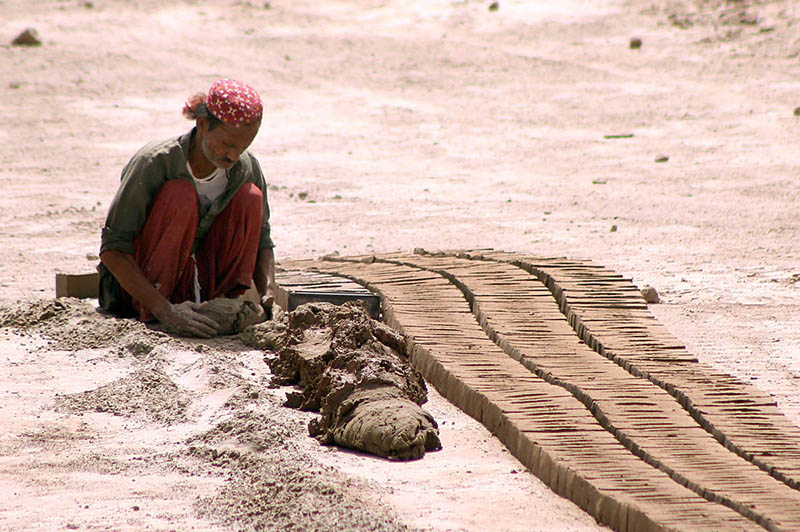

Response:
(249, 301), (441, 460)
(641, 284), (661, 304)
(11, 27), (42, 46)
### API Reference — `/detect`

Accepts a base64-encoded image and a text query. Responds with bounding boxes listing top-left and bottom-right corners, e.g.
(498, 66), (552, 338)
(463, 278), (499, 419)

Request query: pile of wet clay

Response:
(243, 302), (441, 460)
(181, 297), (266, 335)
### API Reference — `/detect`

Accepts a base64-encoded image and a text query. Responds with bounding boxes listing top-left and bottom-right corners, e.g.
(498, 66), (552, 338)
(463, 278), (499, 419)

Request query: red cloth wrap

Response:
(206, 78), (262, 126)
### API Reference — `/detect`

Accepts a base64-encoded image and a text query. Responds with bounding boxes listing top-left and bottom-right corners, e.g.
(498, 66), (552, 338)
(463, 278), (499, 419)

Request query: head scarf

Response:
(206, 78), (263, 126)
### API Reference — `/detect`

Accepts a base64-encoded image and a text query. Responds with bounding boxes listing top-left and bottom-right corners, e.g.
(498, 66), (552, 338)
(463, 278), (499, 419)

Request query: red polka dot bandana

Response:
(206, 79), (263, 126)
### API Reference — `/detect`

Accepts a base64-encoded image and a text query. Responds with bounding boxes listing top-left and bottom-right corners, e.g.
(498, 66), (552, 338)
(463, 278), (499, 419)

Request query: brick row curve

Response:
(371, 252), (800, 530)
(454, 249), (800, 491)
(280, 255), (777, 531)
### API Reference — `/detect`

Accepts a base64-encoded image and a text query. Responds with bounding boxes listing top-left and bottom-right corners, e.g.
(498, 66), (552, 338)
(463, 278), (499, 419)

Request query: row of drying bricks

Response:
(284, 252), (800, 532)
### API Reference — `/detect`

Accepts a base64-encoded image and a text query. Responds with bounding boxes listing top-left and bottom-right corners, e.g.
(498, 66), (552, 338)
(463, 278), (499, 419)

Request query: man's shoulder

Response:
(239, 149), (260, 166)
(131, 132), (189, 164)
(119, 132), (191, 183)
(238, 150), (264, 178)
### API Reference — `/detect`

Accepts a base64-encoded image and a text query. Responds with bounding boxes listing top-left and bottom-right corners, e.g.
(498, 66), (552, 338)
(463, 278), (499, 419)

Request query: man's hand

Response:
(260, 291), (274, 321)
(155, 301), (220, 338)
(260, 288), (274, 308)
(255, 247), (276, 320)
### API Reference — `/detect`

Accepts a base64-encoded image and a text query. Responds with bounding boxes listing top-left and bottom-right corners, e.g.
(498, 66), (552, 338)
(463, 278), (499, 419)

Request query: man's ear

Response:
(196, 115), (209, 135)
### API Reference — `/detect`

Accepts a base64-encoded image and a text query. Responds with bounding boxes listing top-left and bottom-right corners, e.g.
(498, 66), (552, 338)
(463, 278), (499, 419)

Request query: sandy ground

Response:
(1, 0), (799, 530)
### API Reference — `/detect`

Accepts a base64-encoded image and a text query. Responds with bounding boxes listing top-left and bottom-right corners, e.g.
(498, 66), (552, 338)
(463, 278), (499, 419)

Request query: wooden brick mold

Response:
(278, 254), (800, 532)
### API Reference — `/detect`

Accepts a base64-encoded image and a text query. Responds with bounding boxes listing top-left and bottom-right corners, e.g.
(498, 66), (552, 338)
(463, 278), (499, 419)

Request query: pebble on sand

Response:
(640, 285), (660, 304)
(629, 37), (642, 49)
(12, 28), (42, 46)
(655, 154), (669, 163)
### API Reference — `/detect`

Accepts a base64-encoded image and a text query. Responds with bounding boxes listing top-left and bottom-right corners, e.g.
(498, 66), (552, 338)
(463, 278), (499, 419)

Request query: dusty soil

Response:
(1, 0), (799, 530)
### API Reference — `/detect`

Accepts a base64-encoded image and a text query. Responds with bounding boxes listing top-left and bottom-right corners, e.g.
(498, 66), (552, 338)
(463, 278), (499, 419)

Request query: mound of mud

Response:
(0, 298), (78, 328)
(188, 388), (300, 452)
(194, 449), (415, 532)
(190, 410), (294, 452)
(55, 365), (190, 424)
(244, 302), (441, 460)
(187, 385), (415, 532)
(0, 297), (169, 352)
(239, 311), (286, 351)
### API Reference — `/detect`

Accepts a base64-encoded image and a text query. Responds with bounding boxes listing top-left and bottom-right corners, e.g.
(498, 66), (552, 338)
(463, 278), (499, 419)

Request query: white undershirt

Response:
(186, 162), (229, 302)
(187, 162), (228, 211)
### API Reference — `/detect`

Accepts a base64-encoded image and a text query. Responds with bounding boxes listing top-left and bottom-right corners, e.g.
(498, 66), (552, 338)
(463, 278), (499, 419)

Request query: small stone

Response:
(641, 285), (660, 304)
(793, 107), (800, 116)
(629, 37), (642, 49)
(132, 505), (140, 511)
(86, 253), (99, 261)
(654, 154), (669, 163)
(488, 2), (499, 11)
(609, 225), (618, 232)
(12, 28), (42, 47)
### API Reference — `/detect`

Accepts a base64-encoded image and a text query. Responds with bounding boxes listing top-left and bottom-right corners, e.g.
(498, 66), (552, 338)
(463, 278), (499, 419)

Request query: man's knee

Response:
(156, 179), (198, 215)
(230, 183), (263, 215)
(234, 182), (263, 203)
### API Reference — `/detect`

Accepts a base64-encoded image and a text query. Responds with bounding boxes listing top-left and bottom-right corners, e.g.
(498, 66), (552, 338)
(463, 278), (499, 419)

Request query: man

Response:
(98, 78), (275, 338)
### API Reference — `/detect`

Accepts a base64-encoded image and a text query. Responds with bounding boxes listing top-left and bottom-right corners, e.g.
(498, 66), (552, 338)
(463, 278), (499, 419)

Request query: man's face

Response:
(198, 118), (260, 170)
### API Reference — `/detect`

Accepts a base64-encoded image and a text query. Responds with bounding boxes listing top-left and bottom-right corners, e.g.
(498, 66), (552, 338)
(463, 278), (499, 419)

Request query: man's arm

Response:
(100, 249), (219, 337)
(253, 247), (276, 309)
